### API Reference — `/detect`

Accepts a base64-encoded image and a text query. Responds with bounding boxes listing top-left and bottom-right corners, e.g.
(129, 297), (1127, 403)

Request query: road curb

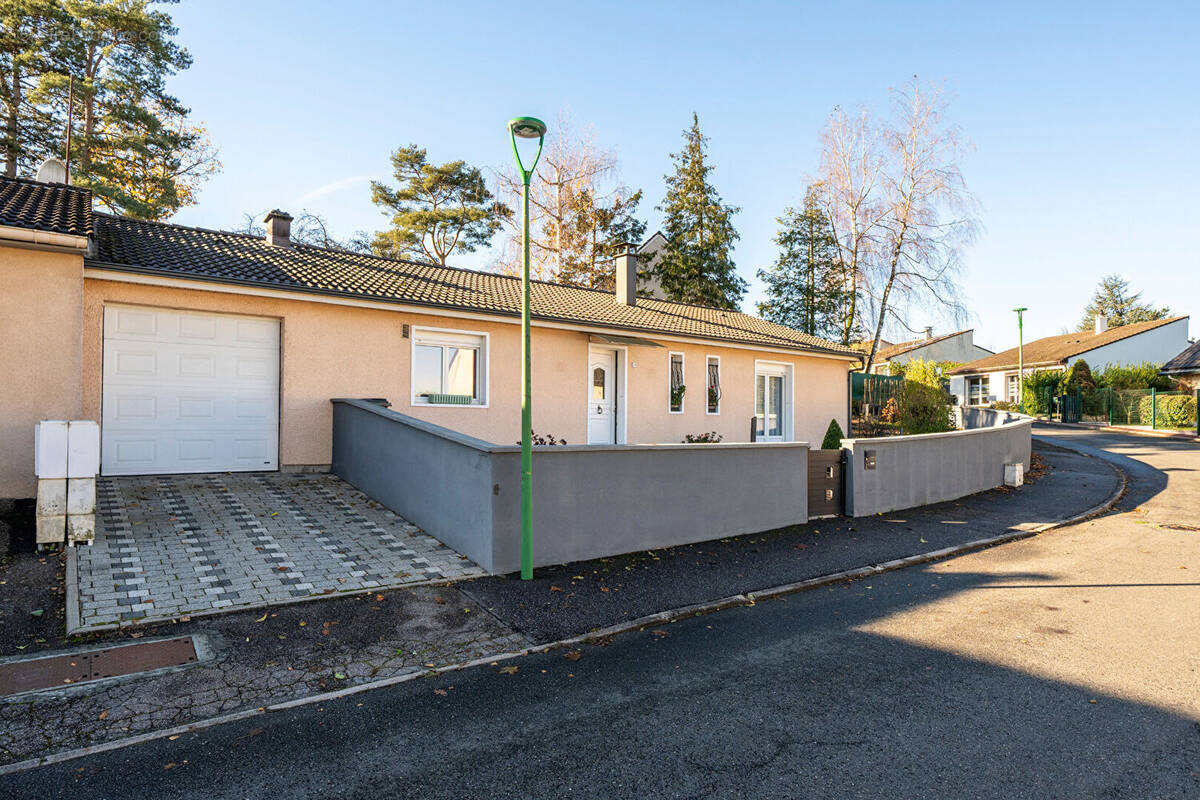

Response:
(3, 437), (1128, 777)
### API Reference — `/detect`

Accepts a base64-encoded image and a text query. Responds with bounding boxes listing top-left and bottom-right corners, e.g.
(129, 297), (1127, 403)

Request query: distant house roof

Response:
(949, 317), (1188, 375)
(0, 175), (92, 236)
(87, 213), (858, 358)
(1162, 340), (1200, 375)
(875, 329), (982, 361)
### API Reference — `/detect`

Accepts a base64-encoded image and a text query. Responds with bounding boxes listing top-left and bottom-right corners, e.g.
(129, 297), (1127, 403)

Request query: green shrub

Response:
(1022, 369), (1062, 415)
(899, 379), (952, 434)
(1095, 362), (1175, 391)
(1137, 394), (1197, 429)
(821, 418), (845, 449)
(1062, 359), (1097, 392)
(989, 401), (1020, 412)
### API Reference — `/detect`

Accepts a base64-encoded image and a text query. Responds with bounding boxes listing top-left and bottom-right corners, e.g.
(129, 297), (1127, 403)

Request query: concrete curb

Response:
(65, 545), (80, 635)
(2, 437), (1127, 777)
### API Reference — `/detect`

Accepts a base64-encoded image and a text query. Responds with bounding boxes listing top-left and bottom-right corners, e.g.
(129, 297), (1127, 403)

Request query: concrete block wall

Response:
(34, 420), (99, 547)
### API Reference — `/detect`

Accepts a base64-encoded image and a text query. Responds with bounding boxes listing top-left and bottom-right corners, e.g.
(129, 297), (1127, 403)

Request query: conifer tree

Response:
(757, 184), (846, 339)
(1077, 274), (1170, 331)
(655, 113), (745, 309)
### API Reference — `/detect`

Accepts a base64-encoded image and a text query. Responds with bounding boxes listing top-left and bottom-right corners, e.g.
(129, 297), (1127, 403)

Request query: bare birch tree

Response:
(493, 112), (635, 282)
(860, 80), (978, 372)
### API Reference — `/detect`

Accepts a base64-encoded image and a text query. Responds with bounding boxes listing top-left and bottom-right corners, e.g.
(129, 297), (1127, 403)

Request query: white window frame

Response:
(753, 360), (794, 442)
(705, 354), (721, 415)
(668, 351), (685, 414)
(410, 326), (490, 408)
(1006, 373), (1020, 403)
(966, 376), (989, 406)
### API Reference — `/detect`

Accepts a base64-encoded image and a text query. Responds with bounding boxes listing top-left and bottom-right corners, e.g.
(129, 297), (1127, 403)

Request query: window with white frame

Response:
(706, 356), (721, 414)
(669, 352), (685, 413)
(412, 328), (487, 406)
(966, 376), (989, 406)
(1007, 374), (1020, 403)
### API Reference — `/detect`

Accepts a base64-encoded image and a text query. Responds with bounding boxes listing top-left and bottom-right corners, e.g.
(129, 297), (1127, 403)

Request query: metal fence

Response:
(1066, 387), (1198, 431)
(850, 373), (904, 437)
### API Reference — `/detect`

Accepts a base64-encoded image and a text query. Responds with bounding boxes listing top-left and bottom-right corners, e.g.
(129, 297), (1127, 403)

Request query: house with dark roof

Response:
(947, 315), (1190, 406)
(1161, 340), (1200, 390)
(861, 327), (993, 374)
(0, 173), (861, 498)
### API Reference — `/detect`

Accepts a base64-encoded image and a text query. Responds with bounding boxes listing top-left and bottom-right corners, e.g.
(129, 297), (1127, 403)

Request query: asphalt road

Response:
(6, 427), (1198, 799)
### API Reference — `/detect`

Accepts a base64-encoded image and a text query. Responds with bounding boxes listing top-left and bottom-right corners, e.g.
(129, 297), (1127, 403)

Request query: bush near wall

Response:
(1095, 363), (1176, 391)
(1138, 394), (1197, 429)
(1022, 370), (1062, 415)
(899, 380), (953, 434)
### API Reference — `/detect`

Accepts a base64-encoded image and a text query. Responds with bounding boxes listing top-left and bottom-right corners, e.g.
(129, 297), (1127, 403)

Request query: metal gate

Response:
(808, 450), (845, 519)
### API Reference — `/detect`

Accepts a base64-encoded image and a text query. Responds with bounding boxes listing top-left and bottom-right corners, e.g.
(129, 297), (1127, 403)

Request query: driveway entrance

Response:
(72, 473), (484, 631)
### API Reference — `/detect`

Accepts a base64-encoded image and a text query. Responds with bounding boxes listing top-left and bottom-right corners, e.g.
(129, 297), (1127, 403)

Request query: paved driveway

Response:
(73, 473), (484, 631)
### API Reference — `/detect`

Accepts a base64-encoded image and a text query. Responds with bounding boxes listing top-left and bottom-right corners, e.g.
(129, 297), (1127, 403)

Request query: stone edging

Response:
(2, 436), (1126, 777)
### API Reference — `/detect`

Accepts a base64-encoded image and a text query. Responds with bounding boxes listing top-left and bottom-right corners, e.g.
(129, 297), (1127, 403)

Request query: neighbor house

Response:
(0, 173), (861, 499)
(1161, 341), (1200, 391)
(863, 327), (992, 374)
(948, 315), (1191, 406)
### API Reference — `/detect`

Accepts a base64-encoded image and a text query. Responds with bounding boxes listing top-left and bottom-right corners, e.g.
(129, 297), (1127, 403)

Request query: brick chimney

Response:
(264, 209), (293, 248)
(1095, 314), (1108, 334)
(615, 243), (638, 307)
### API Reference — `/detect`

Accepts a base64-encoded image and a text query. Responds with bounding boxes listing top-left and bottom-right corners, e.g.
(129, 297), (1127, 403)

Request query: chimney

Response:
(615, 242), (638, 307)
(1095, 314), (1108, 334)
(924, 326), (933, 340)
(264, 209), (293, 248)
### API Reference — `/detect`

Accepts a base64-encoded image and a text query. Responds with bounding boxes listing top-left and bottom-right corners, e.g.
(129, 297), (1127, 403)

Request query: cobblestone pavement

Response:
(0, 583), (528, 766)
(75, 473), (485, 630)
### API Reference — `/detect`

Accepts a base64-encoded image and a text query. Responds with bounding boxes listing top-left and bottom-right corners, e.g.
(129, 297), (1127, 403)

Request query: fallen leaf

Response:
(434, 688), (448, 696)
(298, 621), (307, 627)
(98, 711), (109, 720)
(650, 629), (669, 638)
(333, 672), (346, 680)
(375, 594), (385, 602)
(564, 650), (582, 661)
(30, 609), (44, 617)
(255, 612), (269, 623)
(549, 585), (564, 592)
(499, 665), (519, 675)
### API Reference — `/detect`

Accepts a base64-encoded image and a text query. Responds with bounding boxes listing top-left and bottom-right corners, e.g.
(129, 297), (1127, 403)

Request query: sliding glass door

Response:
(755, 365), (787, 441)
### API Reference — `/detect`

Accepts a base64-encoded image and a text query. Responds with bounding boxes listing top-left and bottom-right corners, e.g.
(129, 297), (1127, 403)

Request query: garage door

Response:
(102, 305), (280, 475)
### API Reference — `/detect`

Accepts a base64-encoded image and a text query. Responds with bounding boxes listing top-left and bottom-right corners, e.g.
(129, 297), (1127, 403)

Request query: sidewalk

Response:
(0, 440), (1120, 767)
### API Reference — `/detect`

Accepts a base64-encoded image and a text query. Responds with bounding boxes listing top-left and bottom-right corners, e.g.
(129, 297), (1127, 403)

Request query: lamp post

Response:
(508, 116), (546, 581)
(1013, 307), (1027, 414)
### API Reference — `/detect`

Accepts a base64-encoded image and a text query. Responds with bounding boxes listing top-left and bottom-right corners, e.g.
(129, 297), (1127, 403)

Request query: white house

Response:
(948, 315), (1191, 406)
(865, 328), (993, 374)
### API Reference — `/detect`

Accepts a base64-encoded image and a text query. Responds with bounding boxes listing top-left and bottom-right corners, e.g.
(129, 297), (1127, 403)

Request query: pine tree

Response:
(0, 1), (61, 177)
(655, 113), (745, 309)
(1077, 274), (1170, 331)
(756, 185), (845, 339)
(559, 188), (647, 289)
(369, 145), (508, 265)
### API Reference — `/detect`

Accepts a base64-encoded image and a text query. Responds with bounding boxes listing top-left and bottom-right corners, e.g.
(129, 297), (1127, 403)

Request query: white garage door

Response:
(102, 305), (280, 476)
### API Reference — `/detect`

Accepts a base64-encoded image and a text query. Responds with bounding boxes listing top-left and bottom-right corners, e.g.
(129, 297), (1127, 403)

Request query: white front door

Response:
(587, 347), (617, 444)
(101, 305), (280, 475)
(755, 365), (788, 442)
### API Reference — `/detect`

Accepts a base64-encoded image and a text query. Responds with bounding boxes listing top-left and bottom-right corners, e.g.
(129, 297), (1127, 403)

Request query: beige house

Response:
(0, 175), (860, 499)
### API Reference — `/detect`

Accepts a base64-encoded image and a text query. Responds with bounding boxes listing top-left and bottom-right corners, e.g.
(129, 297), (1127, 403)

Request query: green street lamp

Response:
(508, 116), (546, 581)
(1014, 307), (1027, 414)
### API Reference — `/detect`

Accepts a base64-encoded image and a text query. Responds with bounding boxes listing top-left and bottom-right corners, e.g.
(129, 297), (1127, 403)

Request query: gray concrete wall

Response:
(332, 399), (810, 575)
(331, 399), (499, 571)
(841, 413), (1032, 517)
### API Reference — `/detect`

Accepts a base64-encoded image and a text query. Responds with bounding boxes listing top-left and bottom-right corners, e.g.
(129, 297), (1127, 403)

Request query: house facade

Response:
(865, 328), (992, 374)
(948, 315), (1191, 406)
(1161, 341), (1200, 391)
(0, 175), (859, 499)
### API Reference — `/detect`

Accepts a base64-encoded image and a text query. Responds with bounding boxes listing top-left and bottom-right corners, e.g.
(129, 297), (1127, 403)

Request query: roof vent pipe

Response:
(1095, 314), (1107, 334)
(615, 243), (638, 307)
(264, 209), (293, 248)
(924, 326), (933, 340)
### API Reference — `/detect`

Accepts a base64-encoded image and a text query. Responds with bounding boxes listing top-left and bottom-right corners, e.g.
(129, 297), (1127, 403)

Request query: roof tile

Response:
(0, 175), (92, 236)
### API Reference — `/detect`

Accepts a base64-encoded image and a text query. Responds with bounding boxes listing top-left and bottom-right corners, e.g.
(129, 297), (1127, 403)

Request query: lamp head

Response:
(508, 116), (547, 139)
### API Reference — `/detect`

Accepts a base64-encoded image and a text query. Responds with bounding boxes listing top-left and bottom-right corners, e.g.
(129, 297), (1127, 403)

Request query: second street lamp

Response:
(1014, 307), (1027, 413)
(508, 116), (546, 581)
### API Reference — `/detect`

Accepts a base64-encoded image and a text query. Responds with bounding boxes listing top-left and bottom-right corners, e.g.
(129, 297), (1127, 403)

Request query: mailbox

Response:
(864, 450), (877, 470)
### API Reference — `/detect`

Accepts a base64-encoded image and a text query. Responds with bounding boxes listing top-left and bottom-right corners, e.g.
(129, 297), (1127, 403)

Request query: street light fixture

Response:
(508, 116), (546, 581)
(1013, 307), (1027, 414)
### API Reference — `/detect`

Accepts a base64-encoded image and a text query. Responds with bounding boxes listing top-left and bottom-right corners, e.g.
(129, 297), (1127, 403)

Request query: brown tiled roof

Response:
(0, 175), (92, 236)
(949, 317), (1188, 374)
(1162, 340), (1200, 374)
(87, 214), (858, 357)
(875, 329), (976, 361)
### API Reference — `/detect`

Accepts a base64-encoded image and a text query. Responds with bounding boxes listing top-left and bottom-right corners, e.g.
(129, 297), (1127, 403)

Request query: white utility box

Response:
(34, 419), (100, 549)
(67, 420), (100, 478)
(1004, 462), (1025, 487)
(34, 420), (69, 479)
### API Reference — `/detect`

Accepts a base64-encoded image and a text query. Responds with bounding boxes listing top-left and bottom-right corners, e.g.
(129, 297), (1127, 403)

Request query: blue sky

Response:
(164, 0), (1198, 350)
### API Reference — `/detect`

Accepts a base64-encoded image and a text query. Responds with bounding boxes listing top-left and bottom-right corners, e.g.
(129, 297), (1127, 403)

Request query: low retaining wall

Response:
(332, 399), (810, 574)
(841, 409), (1033, 517)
